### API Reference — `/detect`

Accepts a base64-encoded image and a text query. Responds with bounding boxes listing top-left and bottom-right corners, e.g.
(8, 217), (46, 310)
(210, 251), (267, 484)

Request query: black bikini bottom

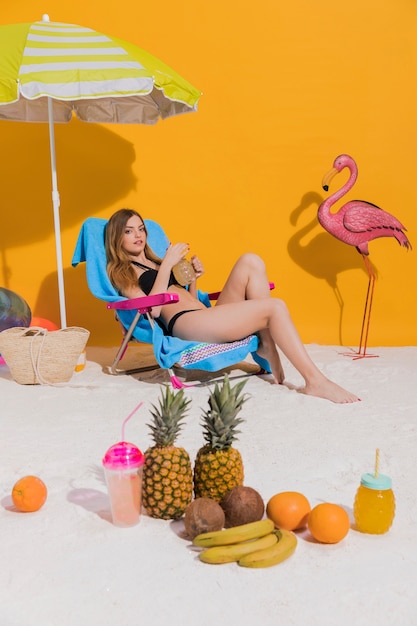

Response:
(165, 309), (200, 336)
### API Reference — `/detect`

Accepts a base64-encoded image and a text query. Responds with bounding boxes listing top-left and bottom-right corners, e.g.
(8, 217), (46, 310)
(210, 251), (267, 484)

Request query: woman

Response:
(106, 208), (360, 404)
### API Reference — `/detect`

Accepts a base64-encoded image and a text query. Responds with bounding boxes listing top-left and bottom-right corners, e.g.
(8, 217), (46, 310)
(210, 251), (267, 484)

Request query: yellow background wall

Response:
(1, 0), (416, 347)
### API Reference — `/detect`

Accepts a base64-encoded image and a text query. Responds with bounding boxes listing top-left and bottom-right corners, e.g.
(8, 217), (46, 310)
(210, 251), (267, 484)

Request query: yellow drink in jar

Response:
(353, 472), (395, 534)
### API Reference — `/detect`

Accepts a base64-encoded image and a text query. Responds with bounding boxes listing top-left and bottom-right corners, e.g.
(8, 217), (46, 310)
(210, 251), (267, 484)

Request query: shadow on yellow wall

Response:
(287, 190), (372, 346)
(0, 119), (137, 324)
(1, 118), (136, 259)
(35, 266), (121, 346)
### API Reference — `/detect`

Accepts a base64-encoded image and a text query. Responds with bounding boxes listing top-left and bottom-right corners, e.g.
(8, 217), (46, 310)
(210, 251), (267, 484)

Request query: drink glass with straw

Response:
(102, 402), (145, 527)
(353, 447), (396, 534)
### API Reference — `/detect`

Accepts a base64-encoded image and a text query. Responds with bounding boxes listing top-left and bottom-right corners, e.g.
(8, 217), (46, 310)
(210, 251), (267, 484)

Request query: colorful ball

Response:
(30, 317), (59, 331)
(0, 287), (31, 332)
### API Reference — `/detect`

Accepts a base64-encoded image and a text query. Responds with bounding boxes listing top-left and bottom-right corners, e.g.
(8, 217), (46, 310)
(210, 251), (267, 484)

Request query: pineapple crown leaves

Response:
(201, 375), (250, 450)
(147, 385), (192, 448)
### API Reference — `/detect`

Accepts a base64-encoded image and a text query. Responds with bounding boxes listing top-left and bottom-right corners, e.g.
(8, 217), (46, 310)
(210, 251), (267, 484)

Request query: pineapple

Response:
(193, 375), (249, 502)
(142, 385), (193, 520)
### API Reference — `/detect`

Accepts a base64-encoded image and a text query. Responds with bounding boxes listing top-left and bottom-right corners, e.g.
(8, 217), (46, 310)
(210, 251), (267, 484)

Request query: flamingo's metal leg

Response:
(353, 255), (378, 359)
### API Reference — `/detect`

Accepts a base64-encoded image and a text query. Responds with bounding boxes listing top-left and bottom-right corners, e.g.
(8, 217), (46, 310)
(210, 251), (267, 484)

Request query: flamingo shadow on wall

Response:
(287, 191), (373, 346)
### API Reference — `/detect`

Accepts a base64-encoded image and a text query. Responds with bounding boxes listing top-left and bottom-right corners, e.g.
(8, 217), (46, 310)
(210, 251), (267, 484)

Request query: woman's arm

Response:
(148, 243), (190, 317)
(122, 243), (186, 300)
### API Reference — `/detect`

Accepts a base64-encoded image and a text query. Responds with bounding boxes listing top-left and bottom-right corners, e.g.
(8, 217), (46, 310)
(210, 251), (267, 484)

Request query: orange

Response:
(308, 503), (350, 544)
(12, 475), (47, 512)
(266, 491), (311, 531)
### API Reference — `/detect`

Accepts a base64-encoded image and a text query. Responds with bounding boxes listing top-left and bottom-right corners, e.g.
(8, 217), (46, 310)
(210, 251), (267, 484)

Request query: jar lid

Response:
(102, 441), (145, 470)
(360, 472), (392, 490)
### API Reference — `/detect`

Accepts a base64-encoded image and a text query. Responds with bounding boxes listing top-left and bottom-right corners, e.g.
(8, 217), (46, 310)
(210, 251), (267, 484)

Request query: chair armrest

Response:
(208, 282), (275, 301)
(107, 293), (179, 314)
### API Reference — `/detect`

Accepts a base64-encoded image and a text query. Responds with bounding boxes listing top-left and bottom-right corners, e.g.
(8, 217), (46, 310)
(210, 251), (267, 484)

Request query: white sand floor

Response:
(1, 344), (416, 626)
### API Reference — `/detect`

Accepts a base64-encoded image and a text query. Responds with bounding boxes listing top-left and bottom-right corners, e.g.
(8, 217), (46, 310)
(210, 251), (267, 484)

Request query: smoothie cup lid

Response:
(102, 441), (145, 470)
(360, 472), (392, 490)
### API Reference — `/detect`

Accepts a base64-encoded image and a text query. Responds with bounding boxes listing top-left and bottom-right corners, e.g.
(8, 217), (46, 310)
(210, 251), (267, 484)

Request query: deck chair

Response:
(72, 217), (267, 388)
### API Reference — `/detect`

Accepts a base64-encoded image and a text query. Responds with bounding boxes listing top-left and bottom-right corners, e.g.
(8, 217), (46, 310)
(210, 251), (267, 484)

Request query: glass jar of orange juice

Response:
(353, 472), (395, 534)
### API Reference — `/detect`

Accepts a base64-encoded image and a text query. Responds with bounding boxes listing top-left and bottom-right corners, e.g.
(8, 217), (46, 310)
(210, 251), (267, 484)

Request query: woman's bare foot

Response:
(272, 359), (285, 385)
(302, 375), (360, 404)
(257, 346), (285, 384)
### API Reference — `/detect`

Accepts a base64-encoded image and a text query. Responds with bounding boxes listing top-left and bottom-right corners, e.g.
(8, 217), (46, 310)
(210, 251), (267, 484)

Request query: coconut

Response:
(183, 497), (225, 539)
(220, 485), (265, 528)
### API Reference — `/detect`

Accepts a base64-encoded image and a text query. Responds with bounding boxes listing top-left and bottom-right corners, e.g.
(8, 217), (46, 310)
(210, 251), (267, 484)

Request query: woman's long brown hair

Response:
(105, 208), (162, 294)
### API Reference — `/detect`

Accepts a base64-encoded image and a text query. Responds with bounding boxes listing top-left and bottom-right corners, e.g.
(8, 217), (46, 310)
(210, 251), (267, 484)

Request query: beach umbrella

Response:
(0, 14), (201, 328)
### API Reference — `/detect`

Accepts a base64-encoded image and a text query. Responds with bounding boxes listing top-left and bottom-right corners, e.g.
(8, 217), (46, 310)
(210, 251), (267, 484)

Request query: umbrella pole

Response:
(47, 97), (67, 328)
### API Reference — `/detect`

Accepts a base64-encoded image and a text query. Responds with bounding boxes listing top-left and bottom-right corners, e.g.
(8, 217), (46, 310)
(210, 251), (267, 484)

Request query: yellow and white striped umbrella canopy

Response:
(0, 15), (201, 124)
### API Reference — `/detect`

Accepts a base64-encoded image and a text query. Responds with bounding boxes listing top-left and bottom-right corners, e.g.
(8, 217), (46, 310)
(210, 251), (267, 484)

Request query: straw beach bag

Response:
(0, 326), (90, 385)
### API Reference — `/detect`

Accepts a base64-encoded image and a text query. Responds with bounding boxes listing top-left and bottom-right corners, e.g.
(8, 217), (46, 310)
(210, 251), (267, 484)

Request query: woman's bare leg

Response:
(172, 297), (360, 404)
(215, 254), (284, 382)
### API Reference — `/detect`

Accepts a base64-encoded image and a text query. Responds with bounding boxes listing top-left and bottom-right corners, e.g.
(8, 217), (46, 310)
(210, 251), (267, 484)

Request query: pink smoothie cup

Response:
(102, 441), (145, 527)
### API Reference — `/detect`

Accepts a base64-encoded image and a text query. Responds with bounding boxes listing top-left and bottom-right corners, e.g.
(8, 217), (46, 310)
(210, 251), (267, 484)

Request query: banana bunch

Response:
(238, 528), (297, 568)
(192, 519), (297, 567)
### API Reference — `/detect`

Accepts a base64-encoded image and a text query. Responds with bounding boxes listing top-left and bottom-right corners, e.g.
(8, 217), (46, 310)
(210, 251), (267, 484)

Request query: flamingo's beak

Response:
(322, 167), (339, 192)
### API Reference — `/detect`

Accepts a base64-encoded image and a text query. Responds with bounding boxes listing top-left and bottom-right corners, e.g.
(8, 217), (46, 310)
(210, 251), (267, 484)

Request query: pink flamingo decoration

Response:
(318, 154), (412, 358)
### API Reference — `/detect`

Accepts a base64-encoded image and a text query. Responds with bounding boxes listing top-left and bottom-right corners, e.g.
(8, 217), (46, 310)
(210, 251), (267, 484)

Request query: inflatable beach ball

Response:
(30, 317), (59, 331)
(0, 288), (31, 332)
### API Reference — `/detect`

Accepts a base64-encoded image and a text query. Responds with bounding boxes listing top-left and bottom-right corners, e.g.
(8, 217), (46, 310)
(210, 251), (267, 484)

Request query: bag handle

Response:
(29, 328), (50, 385)
(27, 327), (88, 386)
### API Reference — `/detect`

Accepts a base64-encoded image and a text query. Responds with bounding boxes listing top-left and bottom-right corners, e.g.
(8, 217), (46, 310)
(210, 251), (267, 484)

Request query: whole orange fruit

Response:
(12, 475), (47, 512)
(307, 503), (350, 543)
(266, 491), (311, 530)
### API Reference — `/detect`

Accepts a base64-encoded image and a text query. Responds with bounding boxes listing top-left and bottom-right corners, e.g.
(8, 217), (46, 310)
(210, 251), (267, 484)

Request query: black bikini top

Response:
(131, 260), (179, 295)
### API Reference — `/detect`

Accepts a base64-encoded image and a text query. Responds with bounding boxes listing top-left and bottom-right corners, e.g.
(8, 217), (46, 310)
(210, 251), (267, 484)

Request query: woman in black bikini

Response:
(106, 208), (359, 404)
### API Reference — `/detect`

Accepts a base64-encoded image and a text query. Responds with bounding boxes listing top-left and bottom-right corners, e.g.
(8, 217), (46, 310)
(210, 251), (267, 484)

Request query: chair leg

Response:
(145, 314), (194, 388)
(104, 311), (181, 381)
(170, 373), (188, 388)
(105, 310), (160, 376)
(169, 370), (196, 389)
(105, 310), (141, 374)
